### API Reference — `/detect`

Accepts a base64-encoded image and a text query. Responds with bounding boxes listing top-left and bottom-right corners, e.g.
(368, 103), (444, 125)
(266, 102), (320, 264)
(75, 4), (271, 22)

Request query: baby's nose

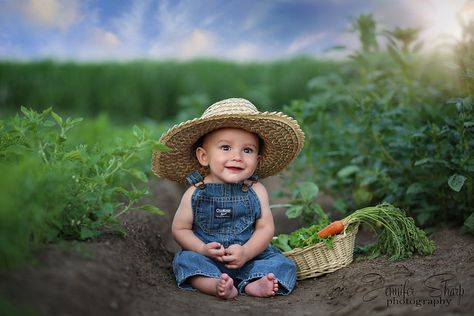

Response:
(232, 152), (242, 160)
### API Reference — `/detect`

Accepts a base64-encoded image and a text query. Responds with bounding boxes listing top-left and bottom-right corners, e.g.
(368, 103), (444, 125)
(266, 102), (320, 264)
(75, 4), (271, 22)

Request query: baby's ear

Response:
(195, 147), (209, 166)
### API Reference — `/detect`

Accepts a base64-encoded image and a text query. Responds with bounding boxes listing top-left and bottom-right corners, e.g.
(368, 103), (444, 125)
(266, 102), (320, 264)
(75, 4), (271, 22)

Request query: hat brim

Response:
(152, 112), (305, 183)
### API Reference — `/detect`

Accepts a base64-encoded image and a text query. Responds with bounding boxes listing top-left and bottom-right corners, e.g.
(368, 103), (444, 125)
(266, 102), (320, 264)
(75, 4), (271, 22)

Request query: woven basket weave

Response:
(283, 225), (358, 280)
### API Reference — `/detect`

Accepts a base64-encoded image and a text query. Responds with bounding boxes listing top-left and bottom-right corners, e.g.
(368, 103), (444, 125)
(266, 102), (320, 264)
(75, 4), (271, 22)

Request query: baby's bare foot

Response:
(217, 273), (238, 299)
(245, 273), (279, 297)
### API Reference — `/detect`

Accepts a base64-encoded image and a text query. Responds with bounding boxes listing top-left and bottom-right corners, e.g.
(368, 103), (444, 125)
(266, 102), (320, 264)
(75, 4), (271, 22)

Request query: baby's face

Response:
(196, 128), (260, 184)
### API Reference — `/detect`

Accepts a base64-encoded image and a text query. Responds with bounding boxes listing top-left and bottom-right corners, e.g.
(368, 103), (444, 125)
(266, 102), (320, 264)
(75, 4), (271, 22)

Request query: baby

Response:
(152, 98), (305, 299)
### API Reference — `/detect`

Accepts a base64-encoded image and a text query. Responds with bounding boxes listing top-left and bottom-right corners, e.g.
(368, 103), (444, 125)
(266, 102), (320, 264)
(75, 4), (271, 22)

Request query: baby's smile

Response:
(226, 166), (244, 172)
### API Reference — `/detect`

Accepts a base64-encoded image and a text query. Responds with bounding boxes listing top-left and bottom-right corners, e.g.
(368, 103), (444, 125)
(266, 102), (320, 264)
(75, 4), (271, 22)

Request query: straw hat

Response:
(152, 98), (305, 183)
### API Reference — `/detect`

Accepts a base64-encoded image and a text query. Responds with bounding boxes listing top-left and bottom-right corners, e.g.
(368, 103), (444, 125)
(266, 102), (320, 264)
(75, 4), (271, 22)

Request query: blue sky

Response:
(0, 0), (471, 61)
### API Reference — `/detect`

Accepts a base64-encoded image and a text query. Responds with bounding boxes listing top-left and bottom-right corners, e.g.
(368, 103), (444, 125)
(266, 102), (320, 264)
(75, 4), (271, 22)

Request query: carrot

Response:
(317, 220), (344, 238)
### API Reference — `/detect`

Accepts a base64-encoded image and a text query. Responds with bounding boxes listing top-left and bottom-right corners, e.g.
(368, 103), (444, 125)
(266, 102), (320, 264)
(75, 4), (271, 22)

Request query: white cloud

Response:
(154, 0), (192, 38)
(111, 0), (150, 50)
(89, 27), (121, 49)
(226, 42), (261, 61)
(179, 30), (215, 55)
(149, 29), (218, 60)
(287, 32), (327, 54)
(145, 1), (221, 59)
(371, 0), (468, 39)
(20, 0), (83, 31)
(32, 27), (122, 61)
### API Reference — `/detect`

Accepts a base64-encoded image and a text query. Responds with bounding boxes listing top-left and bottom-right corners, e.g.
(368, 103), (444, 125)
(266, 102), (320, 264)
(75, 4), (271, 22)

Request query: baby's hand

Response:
(201, 242), (225, 262)
(222, 244), (248, 269)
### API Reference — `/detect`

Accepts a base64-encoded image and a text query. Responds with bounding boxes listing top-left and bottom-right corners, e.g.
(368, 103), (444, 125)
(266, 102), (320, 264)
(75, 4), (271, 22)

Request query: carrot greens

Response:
(344, 203), (435, 260)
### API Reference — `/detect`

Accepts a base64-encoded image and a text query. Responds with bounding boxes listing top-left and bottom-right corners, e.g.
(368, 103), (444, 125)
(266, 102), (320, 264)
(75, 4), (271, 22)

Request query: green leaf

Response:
(337, 165), (360, 178)
(132, 125), (143, 140)
(406, 183), (426, 195)
(20, 106), (29, 117)
(63, 150), (82, 161)
(127, 168), (148, 183)
(51, 111), (63, 126)
(127, 187), (148, 201)
(271, 235), (292, 252)
(139, 204), (165, 215)
(285, 205), (304, 218)
(81, 191), (100, 203)
(462, 212), (474, 234)
(448, 174), (467, 192)
(96, 203), (115, 218)
(387, 44), (406, 67)
(114, 187), (129, 197)
(360, 174), (378, 186)
(152, 142), (170, 152)
(80, 227), (96, 240)
(417, 212), (432, 225)
(298, 182), (319, 201)
(414, 158), (431, 166)
(333, 199), (347, 212)
(69, 117), (84, 125)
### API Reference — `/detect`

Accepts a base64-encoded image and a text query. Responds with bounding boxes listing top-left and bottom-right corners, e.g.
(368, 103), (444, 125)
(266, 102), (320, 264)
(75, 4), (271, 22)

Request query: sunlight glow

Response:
(421, 0), (472, 41)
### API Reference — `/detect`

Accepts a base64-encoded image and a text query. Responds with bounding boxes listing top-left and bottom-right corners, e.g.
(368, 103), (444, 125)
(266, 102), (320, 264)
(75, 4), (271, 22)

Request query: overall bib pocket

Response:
(194, 196), (254, 235)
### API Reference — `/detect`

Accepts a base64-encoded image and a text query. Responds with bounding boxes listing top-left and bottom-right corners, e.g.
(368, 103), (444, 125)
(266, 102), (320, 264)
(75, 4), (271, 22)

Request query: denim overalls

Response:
(172, 171), (297, 295)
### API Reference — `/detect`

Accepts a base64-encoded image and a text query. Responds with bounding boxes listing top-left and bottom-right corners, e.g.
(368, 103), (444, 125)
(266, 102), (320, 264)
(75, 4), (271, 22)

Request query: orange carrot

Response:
(317, 220), (344, 238)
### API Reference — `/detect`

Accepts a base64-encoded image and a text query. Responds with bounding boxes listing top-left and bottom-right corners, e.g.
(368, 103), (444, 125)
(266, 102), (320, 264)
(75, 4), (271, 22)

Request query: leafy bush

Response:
(284, 19), (473, 232)
(0, 108), (166, 269)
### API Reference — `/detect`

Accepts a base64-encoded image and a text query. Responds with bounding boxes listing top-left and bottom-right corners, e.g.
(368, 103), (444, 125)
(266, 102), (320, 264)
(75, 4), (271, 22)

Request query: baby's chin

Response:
(205, 171), (254, 184)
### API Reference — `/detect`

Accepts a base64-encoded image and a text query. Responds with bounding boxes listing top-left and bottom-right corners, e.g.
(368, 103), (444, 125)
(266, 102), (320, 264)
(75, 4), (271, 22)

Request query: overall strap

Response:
(242, 173), (258, 192)
(186, 171), (206, 188)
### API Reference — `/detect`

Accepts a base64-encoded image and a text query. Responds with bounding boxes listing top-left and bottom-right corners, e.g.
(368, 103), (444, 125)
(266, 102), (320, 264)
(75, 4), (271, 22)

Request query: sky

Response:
(0, 0), (472, 61)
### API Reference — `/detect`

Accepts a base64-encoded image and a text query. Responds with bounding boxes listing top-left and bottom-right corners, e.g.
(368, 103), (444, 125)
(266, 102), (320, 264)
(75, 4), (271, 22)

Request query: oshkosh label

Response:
(214, 208), (232, 219)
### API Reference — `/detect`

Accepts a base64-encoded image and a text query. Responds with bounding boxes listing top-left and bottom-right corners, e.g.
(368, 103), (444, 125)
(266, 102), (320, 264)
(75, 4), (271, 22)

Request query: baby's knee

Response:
(173, 250), (208, 267)
(176, 250), (204, 260)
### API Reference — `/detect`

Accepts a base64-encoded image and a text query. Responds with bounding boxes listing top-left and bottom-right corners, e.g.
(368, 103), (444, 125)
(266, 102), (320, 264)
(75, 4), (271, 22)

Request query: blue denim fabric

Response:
(172, 171), (297, 295)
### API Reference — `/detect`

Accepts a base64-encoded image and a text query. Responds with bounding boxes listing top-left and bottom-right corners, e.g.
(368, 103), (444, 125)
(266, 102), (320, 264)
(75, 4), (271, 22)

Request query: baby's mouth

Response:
(226, 166), (244, 172)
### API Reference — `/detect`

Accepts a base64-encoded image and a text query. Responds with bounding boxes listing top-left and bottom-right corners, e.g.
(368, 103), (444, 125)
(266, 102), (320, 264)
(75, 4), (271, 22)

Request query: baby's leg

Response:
(190, 273), (238, 299)
(244, 273), (279, 297)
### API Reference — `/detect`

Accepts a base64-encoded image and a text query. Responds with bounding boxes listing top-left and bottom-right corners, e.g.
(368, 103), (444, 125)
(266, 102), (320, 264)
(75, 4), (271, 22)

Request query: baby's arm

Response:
(223, 182), (275, 268)
(172, 186), (225, 261)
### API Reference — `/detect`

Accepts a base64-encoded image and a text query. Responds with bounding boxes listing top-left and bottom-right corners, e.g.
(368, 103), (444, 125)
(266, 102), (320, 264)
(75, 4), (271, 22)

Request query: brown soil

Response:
(1, 178), (473, 316)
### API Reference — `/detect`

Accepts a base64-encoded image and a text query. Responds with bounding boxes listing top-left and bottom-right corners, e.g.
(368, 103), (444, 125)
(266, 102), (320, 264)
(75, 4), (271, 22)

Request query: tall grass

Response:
(0, 58), (340, 122)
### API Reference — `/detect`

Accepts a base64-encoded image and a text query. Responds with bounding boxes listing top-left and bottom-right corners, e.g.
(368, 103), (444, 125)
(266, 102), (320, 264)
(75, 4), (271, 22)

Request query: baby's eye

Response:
(243, 147), (254, 154)
(220, 145), (231, 151)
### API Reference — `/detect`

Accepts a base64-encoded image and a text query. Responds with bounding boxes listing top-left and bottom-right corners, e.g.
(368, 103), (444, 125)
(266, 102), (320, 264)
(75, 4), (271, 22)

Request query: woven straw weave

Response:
(283, 225), (358, 280)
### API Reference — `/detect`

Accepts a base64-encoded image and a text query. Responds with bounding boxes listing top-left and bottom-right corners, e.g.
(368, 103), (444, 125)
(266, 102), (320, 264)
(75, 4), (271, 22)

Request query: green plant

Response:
(271, 181), (328, 225)
(0, 58), (340, 122)
(272, 219), (334, 252)
(350, 13), (379, 54)
(283, 14), (473, 233)
(0, 107), (166, 269)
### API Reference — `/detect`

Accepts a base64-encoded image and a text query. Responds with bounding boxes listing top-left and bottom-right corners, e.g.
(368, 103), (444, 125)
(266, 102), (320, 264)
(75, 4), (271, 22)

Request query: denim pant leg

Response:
(172, 250), (222, 290)
(236, 246), (297, 295)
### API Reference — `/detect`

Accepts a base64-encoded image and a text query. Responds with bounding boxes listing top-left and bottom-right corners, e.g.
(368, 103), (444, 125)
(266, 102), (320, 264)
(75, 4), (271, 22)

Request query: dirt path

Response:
(1, 180), (473, 316)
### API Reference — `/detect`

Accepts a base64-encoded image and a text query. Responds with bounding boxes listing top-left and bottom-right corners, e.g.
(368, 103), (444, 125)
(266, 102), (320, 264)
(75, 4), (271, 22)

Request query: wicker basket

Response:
(283, 225), (358, 280)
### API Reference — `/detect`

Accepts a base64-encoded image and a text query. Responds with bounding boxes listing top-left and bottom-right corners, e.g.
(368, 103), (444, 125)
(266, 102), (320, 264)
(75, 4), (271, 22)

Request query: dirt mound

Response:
(1, 179), (473, 316)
